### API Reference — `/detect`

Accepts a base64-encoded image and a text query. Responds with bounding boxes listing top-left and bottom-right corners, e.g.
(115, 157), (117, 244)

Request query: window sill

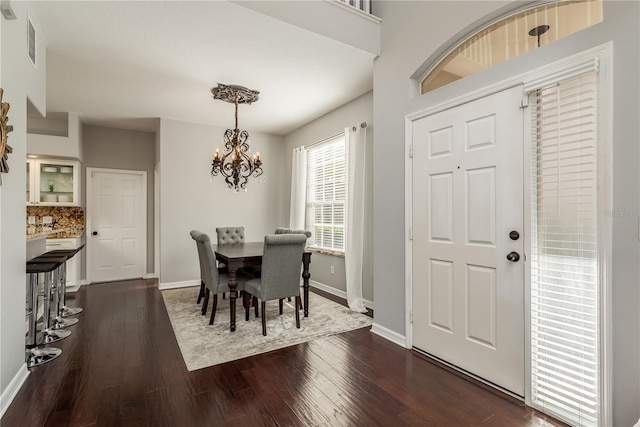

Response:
(307, 247), (345, 258)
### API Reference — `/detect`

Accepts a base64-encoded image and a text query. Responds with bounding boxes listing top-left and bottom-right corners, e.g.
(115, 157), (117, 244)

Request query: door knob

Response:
(506, 251), (520, 262)
(92, 231), (98, 236)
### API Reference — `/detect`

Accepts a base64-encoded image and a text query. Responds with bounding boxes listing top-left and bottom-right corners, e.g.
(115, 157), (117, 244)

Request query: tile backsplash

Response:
(26, 206), (85, 238)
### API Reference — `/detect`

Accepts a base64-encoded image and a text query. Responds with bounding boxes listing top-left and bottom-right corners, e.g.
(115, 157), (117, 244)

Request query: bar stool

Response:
(29, 253), (79, 329)
(44, 244), (84, 317)
(26, 260), (66, 367)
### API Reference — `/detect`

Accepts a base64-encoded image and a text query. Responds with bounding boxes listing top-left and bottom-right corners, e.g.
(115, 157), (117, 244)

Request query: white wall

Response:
(372, 1), (639, 425)
(234, 0), (380, 56)
(158, 118), (286, 286)
(0, 0), (47, 412)
(27, 112), (83, 160)
(283, 91), (373, 304)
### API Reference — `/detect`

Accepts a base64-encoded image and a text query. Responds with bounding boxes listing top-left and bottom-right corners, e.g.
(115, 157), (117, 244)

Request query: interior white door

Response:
(88, 169), (146, 283)
(411, 86), (524, 395)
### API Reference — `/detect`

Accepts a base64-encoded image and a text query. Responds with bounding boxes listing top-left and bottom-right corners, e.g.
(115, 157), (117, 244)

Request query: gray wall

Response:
(82, 125), (156, 275)
(0, 0), (48, 404)
(283, 91), (374, 304)
(372, 1), (639, 425)
(158, 118), (286, 286)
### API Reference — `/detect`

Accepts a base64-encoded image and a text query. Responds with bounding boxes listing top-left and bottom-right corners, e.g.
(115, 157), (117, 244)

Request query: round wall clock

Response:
(0, 88), (14, 186)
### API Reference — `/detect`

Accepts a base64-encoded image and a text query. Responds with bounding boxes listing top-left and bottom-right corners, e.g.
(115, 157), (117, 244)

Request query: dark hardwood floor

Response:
(2, 279), (565, 426)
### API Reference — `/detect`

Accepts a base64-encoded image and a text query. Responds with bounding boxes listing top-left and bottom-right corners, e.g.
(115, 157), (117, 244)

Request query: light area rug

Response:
(162, 287), (373, 371)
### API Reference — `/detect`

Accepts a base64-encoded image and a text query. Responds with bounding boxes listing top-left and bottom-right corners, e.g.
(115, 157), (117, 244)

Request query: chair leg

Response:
(254, 296), (259, 318)
(197, 280), (205, 304)
(279, 299), (284, 315)
(261, 301), (267, 336)
(295, 296), (301, 329)
(201, 289), (210, 315)
(209, 294), (218, 325)
(244, 293), (250, 321)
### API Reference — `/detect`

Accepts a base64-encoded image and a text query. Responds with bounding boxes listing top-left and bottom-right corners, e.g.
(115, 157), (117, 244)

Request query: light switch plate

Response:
(42, 216), (53, 224)
(28, 216), (36, 224)
(42, 226), (52, 233)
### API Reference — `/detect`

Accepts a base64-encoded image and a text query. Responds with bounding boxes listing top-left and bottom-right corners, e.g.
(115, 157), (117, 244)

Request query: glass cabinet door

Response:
(30, 159), (80, 205)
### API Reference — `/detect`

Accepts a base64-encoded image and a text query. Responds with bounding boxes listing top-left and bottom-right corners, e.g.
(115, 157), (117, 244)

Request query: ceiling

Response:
(26, 1), (375, 135)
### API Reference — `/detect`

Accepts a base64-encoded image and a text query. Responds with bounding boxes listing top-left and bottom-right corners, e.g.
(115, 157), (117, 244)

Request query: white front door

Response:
(87, 168), (146, 283)
(411, 86), (524, 395)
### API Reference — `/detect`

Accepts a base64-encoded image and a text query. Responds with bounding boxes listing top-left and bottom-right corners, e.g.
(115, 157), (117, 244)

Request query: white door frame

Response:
(405, 43), (612, 421)
(86, 167), (147, 284)
(154, 163), (160, 280)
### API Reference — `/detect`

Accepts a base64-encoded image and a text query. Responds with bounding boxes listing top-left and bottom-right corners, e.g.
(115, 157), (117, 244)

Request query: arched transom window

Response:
(421, 0), (603, 94)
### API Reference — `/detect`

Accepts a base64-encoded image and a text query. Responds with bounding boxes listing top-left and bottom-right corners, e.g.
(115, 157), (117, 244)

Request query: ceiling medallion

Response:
(0, 88), (14, 186)
(210, 84), (263, 192)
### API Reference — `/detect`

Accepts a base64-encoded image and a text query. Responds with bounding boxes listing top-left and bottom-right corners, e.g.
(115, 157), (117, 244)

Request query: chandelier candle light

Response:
(210, 83), (263, 191)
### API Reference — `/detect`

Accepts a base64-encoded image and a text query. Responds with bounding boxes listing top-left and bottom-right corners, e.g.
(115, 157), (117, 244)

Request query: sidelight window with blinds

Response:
(306, 135), (346, 253)
(529, 71), (600, 426)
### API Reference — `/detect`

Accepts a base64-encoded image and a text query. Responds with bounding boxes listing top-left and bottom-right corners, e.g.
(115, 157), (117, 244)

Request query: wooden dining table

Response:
(213, 242), (312, 332)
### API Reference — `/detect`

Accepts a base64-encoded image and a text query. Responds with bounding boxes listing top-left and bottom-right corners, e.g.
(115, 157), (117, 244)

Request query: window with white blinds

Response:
(530, 71), (599, 427)
(306, 135), (346, 253)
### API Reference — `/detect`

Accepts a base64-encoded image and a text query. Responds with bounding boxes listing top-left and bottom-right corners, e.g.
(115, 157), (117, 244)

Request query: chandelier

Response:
(210, 84), (263, 191)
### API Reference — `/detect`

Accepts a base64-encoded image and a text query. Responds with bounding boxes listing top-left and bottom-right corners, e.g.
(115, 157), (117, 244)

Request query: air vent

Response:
(28, 15), (36, 68)
(1, 0), (17, 20)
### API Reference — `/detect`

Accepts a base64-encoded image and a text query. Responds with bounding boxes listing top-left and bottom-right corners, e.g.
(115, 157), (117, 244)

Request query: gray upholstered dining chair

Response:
(216, 226), (245, 244)
(274, 227), (311, 306)
(190, 230), (246, 325)
(190, 230), (207, 305)
(274, 227), (312, 238)
(215, 226), (245, 297)
(216, 226), (244, 268)
(244, 234), (307, 336)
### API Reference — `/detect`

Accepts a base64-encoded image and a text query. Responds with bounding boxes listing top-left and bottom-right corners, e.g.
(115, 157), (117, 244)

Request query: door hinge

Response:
(520, 95), (530, 109)
(409, 227), (413, 240)
(409, 145), (414, 158)
(409, 309), (414, 324)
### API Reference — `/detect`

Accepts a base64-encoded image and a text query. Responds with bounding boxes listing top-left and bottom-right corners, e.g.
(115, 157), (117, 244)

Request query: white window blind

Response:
(530, 72), (599, 427)
(306, 136), (346, 253)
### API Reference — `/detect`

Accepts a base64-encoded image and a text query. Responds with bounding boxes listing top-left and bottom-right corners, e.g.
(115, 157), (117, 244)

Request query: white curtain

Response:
(345, 125), (367, 313)
(289, 146), (307, 230)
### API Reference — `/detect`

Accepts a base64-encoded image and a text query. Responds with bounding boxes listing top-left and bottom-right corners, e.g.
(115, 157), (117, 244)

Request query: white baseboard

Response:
(66, 279), (87, 293)
(0, 364), (29, 417)
(370, 323), (408, 348)
(158, 279), (200, 291)
(309, 280), (374, 310)
(144, 273), (159, 279)
(67, 285), (80, 293)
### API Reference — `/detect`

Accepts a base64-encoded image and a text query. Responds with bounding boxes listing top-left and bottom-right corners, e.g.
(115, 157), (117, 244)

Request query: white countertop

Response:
(27, 231), (54, 240)
(26, 228), (77, 240)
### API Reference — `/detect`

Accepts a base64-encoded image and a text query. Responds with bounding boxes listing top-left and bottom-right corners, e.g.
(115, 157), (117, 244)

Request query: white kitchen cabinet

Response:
(27, 158), (80, 206)
(46, 237), (83, 291)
